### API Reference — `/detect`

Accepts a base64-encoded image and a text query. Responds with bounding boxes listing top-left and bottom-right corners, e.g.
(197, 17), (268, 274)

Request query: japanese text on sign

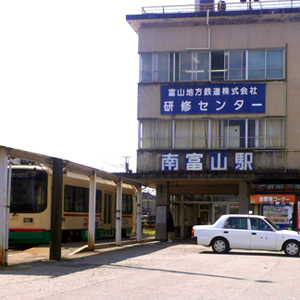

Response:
(162, 152), (253, 171)
(161, 84), (266, 115)
(250, 194), (296, 204)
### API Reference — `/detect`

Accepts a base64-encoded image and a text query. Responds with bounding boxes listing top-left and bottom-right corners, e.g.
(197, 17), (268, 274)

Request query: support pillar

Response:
(238, 181), (249, 214)
(155, 183), (169, 241)
(131, 193), (137, 235)
(88, 172), (96, 251)
(136, 185), (142, 242)
(180, 194), (185, 239)
(49, 158), (63, 261)
(116, 178), (122, 246)
(0, 148), (8, 266)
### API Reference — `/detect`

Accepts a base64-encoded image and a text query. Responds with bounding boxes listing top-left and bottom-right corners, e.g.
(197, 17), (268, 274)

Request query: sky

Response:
(0, 1), (191, 173)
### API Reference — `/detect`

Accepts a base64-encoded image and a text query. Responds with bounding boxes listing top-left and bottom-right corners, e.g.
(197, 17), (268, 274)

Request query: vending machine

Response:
(262, 203), (294, 230)
(296, 200), (300, 229)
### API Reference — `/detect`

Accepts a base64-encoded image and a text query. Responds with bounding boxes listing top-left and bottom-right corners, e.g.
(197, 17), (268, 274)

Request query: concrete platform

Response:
(5, 235), (156, 266)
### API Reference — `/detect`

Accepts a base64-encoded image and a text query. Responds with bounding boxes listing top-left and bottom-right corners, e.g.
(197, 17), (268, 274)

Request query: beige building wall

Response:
(137, 15), (300, 171)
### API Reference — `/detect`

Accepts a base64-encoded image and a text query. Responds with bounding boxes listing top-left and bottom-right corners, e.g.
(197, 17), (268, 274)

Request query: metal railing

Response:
(141, 0), (300, 14)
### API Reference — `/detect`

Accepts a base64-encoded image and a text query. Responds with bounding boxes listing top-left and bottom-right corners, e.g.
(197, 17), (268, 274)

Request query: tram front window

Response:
(10, 169), (47, 213)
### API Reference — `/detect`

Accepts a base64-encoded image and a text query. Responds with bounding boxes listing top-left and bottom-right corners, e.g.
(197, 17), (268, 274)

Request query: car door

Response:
(222, 217), (250, 249)
(249, 218), (277, 250)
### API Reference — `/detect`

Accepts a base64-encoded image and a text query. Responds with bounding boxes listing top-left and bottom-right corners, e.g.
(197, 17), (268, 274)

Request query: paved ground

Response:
(1, 238), (300, 300)
(5, 235), (156, 265)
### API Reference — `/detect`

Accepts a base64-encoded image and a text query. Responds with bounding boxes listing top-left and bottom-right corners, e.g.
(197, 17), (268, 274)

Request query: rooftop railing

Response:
(141, 0), (300, 14)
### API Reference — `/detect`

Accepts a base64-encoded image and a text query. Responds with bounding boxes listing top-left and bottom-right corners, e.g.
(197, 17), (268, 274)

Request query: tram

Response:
(9, 164), (136, 244)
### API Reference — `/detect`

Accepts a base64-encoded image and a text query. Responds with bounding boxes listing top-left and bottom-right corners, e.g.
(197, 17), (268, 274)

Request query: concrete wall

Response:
(138, 17), (299, 52)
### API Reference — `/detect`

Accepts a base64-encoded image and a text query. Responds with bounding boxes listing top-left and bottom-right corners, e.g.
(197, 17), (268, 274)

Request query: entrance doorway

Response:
(170, 195), (239, 238)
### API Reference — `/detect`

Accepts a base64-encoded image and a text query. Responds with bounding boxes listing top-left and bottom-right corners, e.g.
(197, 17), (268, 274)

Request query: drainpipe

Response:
(284, 43), (288, 173)
(186, 9), (211, 51)
(207, 9), (210, 49)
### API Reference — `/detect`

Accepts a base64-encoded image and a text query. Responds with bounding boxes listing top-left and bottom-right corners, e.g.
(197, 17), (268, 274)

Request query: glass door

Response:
(214, 204), (227, 222)
(213, 203), (239, 223)
(198, 204), (211, 225)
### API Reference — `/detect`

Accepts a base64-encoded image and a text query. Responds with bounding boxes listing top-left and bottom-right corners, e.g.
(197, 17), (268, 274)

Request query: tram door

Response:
(104, 193), (112, 230)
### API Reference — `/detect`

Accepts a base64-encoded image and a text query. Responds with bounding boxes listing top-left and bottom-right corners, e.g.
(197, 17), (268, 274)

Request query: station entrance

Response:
(169, 194), (239, 238)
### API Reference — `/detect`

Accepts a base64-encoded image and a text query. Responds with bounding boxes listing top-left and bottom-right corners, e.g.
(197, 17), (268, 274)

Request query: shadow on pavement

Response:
(199, 250), (294, 258)
(1, 239), (193, 277)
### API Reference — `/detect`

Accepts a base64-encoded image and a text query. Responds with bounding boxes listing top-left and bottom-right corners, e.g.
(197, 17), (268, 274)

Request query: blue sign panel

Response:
(161, 83), (266, 115)
(210, 152), (228, 171)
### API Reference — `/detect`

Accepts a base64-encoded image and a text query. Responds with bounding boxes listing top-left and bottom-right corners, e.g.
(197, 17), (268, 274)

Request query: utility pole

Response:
(123, 156), (131, 173)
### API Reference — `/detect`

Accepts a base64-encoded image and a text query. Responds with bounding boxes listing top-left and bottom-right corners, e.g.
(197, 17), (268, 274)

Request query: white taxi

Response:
(192, 214), (300, 256)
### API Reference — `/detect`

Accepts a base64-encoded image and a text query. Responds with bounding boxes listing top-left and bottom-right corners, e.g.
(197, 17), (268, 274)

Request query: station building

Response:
(125, 0), (300, 240)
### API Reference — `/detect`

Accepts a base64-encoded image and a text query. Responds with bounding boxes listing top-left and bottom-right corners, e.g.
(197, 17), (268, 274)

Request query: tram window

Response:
(74, 187), (88, 212)
(122, 194), (133, 214)
(64, 185), (88, 212)
(96, 190), (102, 213)
(64, 185), (73, 211)
(10, 169), (47, 214)
(64, 185), (103, 213)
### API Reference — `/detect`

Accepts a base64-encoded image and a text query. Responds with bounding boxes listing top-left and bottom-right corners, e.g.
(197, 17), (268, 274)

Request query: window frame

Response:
(10, 169), (48, 214)
(140, 53), (172, 82)
(139, 118), (284, 150)
(179, 51), (210, 81)
(223, 217), (248, 230)
(139, 49), (285, 83)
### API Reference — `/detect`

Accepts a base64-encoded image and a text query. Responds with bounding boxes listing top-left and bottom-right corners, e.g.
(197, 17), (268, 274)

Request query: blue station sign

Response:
(161, 83), (266, 115)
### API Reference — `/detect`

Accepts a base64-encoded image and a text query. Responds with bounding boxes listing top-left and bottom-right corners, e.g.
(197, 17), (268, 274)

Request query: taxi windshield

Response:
(265, 217), (282, 231)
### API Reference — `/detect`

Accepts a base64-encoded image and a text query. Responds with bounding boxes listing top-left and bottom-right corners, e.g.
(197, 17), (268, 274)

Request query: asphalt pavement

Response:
(2, 239), (300, 300)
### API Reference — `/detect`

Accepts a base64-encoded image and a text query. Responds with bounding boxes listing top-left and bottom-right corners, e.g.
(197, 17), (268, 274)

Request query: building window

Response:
(175, 120), (191, 148)
(140, 53), (171, 82)
(139, 49), (284, 83)
(248, 49), (284, 79)
(223, 119), (246, 148)
(157, 120), (172, 148)
(193, 120), (209, 148)
(227, 50), (246, 80)
(260, 118), (284, 147)
(179, 52), (209, 81)
(140, 119), (156, 148)
(140, 120), (172, 148)
(139, 118), (284, 149)
(211, 51), (226, 81)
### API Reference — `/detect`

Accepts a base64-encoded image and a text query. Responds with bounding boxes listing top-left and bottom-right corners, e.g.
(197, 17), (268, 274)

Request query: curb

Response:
(68, 236), (156, 256)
